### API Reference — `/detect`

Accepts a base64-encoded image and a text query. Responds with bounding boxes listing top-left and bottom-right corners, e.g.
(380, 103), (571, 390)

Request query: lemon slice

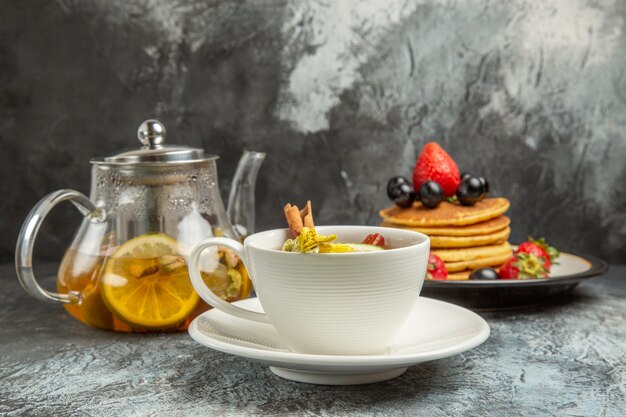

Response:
(100, 234), (199, 328)
(319, 243), (384, 253)
(319, 243), (356, 253)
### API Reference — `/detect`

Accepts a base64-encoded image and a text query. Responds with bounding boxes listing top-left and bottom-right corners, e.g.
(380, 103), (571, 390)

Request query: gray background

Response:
(2, 0), (625, 264)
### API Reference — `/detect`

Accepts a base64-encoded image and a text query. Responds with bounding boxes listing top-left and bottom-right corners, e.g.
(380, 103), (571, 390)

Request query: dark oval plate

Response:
(421, 250), (608, 310)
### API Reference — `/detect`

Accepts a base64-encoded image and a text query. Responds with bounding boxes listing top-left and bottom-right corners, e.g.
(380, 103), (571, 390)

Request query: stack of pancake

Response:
(379, 198), (512, 280)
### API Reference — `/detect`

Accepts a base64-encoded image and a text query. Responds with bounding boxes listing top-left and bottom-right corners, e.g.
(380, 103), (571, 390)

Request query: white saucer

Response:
(188, 297), (490, 385)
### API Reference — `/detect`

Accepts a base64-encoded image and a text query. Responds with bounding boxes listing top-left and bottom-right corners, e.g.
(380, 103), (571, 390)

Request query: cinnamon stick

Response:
(284, 201), (315, 238)
(301, 200), (315, 228)
(284, 203), (303, 238)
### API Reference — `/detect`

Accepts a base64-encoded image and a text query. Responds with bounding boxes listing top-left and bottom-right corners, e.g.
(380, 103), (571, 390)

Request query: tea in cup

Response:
(188, 225), (429, 355)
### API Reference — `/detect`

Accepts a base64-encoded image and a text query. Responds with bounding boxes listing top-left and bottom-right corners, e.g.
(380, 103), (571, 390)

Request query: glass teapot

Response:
(15, 119), (265, 332)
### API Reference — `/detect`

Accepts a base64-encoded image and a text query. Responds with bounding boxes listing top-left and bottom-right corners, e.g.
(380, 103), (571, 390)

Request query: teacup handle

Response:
(189, 237), (271, 324)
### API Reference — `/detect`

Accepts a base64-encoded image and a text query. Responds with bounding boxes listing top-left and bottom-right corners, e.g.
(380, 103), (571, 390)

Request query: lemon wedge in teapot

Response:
(100, 233), (199, 329)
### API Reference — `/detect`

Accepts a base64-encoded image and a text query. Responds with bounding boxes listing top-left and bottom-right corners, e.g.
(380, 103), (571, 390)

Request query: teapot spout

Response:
(227, 150), (266, 239)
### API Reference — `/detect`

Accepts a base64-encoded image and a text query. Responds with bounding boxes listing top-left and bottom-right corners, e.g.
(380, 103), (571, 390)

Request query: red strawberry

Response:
(499, 253), (549, 279)
(427, 253), (448, 280)
(362, 233), (385, 247)
(413, 142), (460, 197)
(498, 256), (520, 279)
(516, 237), (559, 270)
(516, 242), (550, 270)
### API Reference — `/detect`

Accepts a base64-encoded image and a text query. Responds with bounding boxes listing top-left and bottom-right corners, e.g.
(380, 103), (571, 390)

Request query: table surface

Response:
(1, 263), (624, 417)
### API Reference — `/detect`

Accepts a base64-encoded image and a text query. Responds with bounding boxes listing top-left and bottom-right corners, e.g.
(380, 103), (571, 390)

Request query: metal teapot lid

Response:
(93, 119), (214, 165)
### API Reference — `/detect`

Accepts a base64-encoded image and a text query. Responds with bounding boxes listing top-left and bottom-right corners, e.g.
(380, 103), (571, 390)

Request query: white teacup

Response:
(188, 225), (429, 355)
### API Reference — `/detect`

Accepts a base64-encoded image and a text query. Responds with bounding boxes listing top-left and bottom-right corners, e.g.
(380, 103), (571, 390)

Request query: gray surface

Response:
(2, 0), (626, 264)
(1, 263), (625, 417)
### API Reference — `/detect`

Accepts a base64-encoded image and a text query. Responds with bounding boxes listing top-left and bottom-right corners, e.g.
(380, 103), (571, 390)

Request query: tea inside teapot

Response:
(58, 231), (250, 331)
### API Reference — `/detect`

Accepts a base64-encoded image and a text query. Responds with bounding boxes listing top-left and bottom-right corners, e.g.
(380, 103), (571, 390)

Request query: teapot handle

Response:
(15, 189), (105, 304)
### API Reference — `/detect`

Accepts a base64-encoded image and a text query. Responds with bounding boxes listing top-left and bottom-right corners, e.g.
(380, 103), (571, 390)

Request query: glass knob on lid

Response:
(137, 119), (166, 149)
